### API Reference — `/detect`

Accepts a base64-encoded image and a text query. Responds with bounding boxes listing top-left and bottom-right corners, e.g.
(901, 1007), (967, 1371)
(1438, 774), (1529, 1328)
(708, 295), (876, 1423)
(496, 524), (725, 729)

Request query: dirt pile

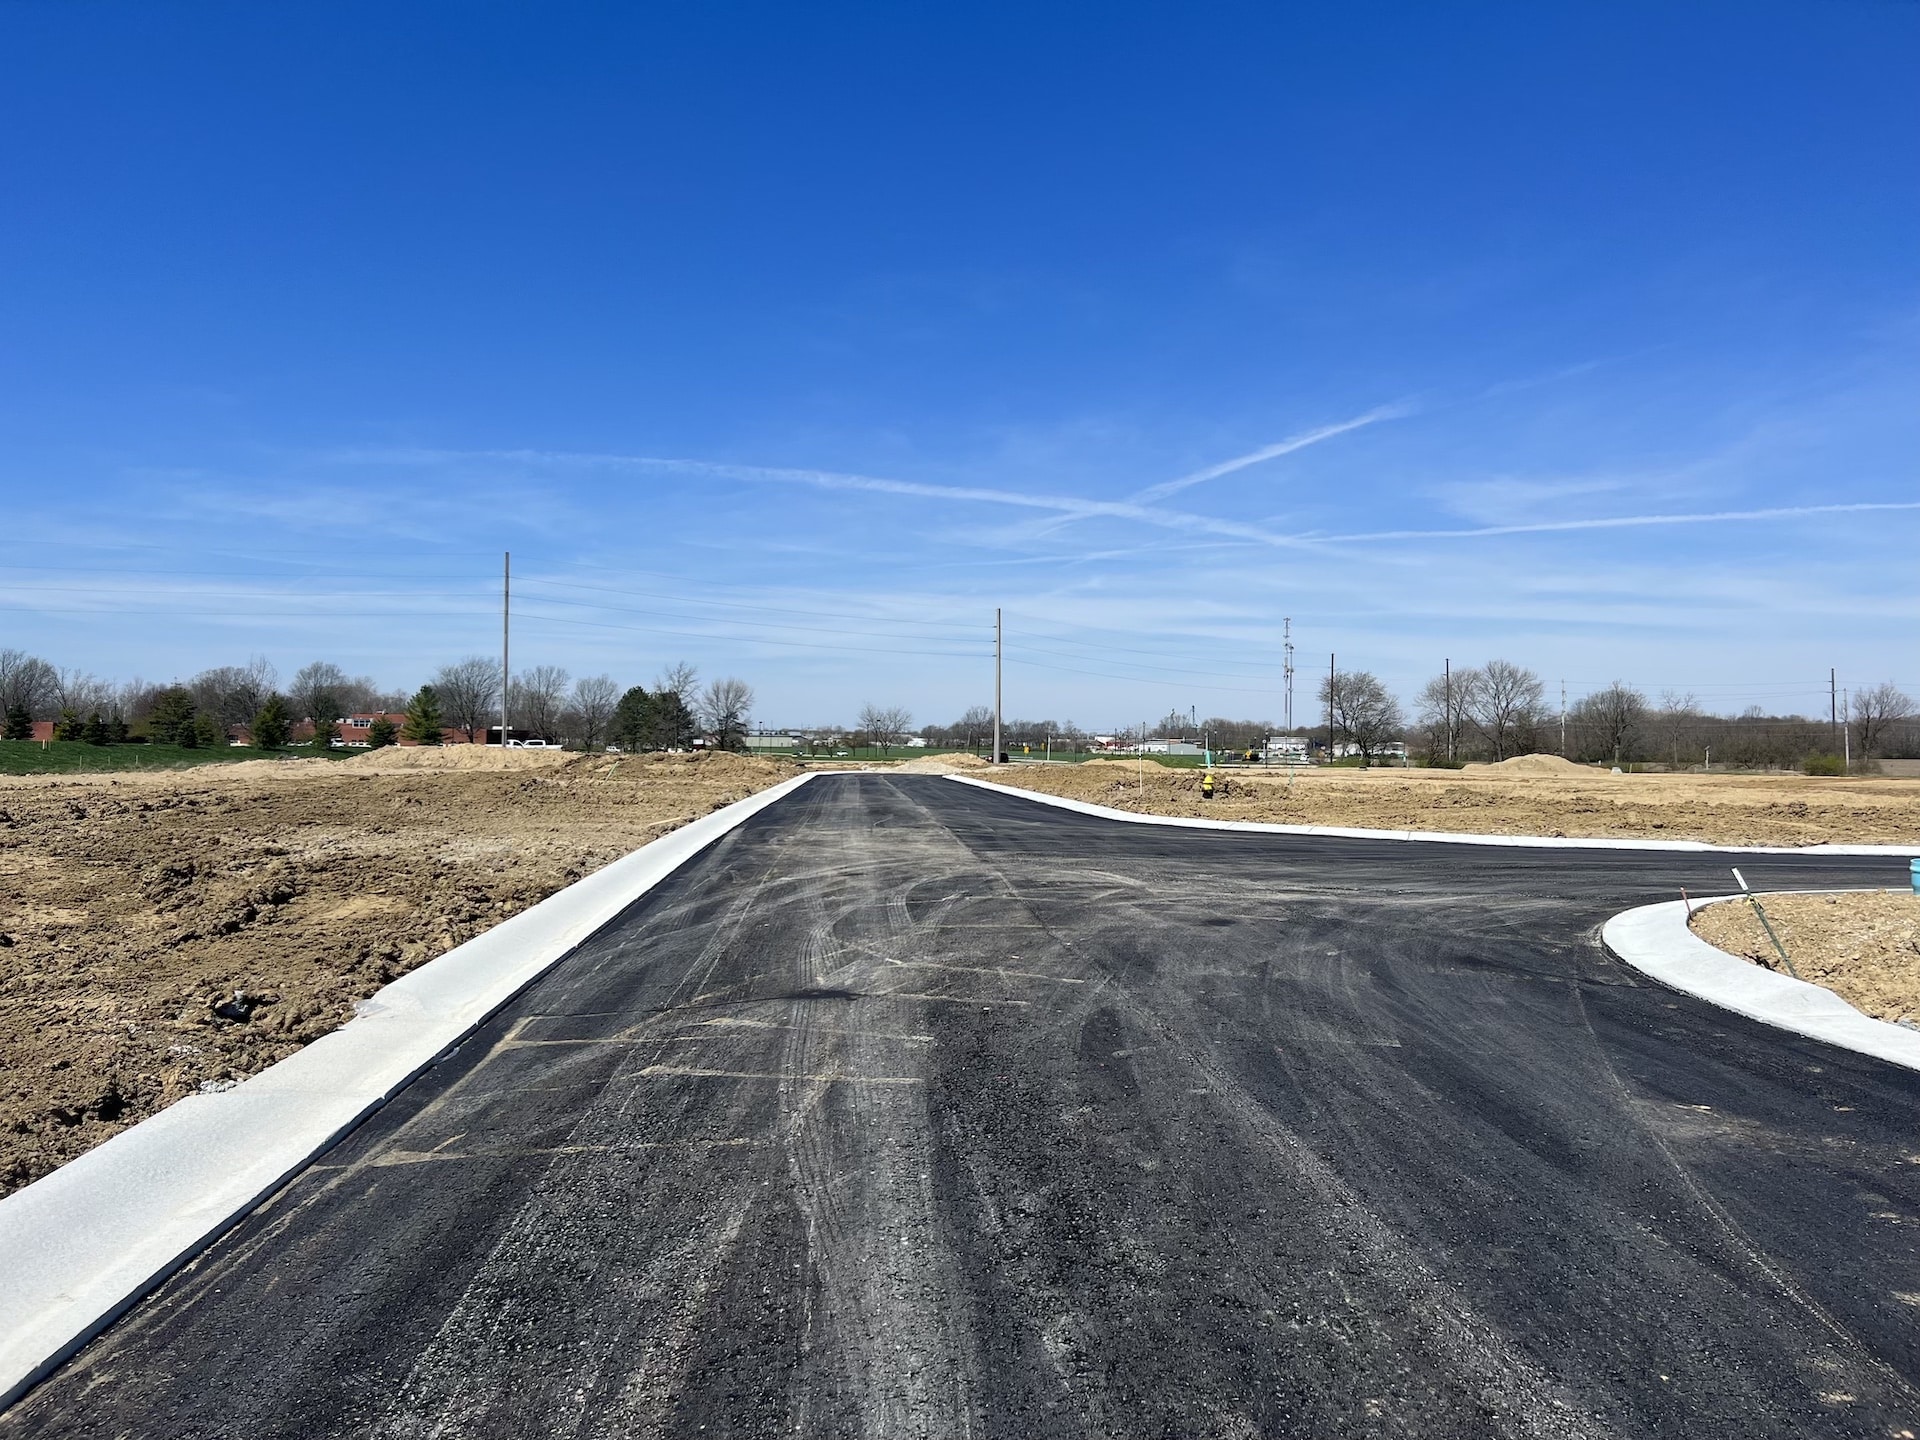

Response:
(0, 748), (797, 1194)
(978, 763), (1920, 846)
(893, 753), (992, 773)
(1477, 754), (1594, 775)
(1691, 890), (1920, 1023)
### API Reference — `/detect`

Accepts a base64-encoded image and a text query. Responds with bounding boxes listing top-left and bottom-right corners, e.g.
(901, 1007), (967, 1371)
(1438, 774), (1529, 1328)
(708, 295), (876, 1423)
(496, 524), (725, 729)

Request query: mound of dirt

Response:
(1691, 890), (1920, 1023)
(0, 749), (794, 1195)
(1477, 754), (1595, 775)
(343, 746), (572, 773)
(980, 759), (1920, 845)
(893, 753), (991, 773)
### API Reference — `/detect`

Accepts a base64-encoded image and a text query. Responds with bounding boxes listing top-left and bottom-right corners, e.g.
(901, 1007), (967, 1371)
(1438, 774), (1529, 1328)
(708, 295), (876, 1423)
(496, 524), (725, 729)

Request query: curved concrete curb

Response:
(1602, 895), (1920, 1074)
(944, 773), (1920, 855)
(0, 771), (819, 1412)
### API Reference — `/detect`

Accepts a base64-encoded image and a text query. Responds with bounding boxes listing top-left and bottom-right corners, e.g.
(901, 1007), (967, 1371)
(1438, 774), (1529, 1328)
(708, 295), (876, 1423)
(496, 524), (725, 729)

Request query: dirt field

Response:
(0, 747), (797, 1195)
(976, 754), (1920, 847)
(1691, 889), (1920, 1024)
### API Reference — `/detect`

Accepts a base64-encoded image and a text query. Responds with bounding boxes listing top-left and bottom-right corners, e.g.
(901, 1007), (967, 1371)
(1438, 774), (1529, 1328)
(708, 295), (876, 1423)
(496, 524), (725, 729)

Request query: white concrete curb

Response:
(1602, 895), (1920, 1074)
(944, 773), (1920, 855)
(0, 770), (820, 1412)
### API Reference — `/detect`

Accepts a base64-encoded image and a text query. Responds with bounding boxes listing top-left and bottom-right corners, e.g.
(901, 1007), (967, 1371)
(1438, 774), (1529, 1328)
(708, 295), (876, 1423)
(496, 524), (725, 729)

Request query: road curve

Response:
(4, 773), (1917, 1439)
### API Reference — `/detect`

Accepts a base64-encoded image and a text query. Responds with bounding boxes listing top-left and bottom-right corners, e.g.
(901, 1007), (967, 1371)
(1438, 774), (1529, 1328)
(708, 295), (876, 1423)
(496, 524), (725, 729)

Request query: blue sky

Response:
(2, 1), (1915, 729)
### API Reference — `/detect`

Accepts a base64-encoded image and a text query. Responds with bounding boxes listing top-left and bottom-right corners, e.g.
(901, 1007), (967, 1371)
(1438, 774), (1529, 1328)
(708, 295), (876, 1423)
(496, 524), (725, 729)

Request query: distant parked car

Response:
(505, 738), (561, 749)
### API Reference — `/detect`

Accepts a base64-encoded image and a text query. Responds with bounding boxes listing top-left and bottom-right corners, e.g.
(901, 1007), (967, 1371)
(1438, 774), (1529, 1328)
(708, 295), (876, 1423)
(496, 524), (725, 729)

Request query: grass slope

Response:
(0, 742), (356, 775)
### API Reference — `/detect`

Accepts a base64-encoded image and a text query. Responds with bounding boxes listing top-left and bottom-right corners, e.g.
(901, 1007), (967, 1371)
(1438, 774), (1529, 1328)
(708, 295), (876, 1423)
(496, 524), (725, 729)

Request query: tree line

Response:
(0, 647), (757, 754)
(1308, 658), (1920, 769)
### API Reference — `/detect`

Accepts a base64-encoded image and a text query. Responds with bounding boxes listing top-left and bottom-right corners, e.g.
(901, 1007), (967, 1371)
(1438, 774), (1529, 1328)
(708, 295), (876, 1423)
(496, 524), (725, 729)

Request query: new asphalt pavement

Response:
(5, 773), (1918, 1438)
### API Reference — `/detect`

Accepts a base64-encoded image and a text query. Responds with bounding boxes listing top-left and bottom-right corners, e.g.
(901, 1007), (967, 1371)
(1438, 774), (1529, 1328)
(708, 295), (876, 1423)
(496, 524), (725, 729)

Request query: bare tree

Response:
(0, 650), (57, 719)
(859, 703), (913, 754)
(510, 664), (571, 741)
(1573, 681), (1647, 766)
(53, 667), (114, 719)
(290, 661), (348, 726)
(1655, 690), (1698, 769)
(657, 662), (699, 706)
(1471, 659), (1544, 761)
(434, 656), (501, 743)
(116, 677), (163, 724)
(1852, 682), (1915, 758)
(1317, 668), (1403, 763)
(699, 677), (754, 752)
(1415, 666), (1481, 763)
(956, 704), (994, 754)
(190, 657), (278, 732)
(570, 674), (620, 751)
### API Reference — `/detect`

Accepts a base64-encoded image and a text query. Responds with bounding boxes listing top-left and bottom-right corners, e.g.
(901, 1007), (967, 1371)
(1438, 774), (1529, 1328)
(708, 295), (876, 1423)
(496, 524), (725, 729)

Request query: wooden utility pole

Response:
(992, 608), (1002, 764)
(1283, 617), (1294, 735)
(1328, 652), (1336, 760)
(501, 551), (511, 748)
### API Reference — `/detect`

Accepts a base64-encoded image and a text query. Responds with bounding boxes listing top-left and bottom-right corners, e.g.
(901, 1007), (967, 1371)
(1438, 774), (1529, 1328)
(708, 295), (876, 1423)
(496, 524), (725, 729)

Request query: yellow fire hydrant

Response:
(1201, 770), (1216, 800)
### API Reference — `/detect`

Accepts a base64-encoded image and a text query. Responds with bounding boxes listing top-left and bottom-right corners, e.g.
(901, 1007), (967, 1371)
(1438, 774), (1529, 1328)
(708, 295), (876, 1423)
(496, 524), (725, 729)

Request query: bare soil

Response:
(0, 748), (796, 1195)
(979, 758), (1920, 846)
(1690, 890), (1920, 1024)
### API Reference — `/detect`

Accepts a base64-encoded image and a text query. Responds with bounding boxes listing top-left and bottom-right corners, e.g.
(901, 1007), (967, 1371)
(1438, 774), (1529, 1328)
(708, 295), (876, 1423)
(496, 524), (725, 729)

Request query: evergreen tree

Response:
(252, 694), (291, 749)
(55, 707), (82, 742)
(192, 712), (227, 749)
(108, 715), (129, 744)
(401, 686), (444, 745)
(612, 686), (656, 751)
(148, 687), (196, 745)
(366, 716), (398, 749)
(311, 716), (335, 750)
(82, 711), (110, 746)
(655, 690), (698, 750)
(2, 703), (29, 741)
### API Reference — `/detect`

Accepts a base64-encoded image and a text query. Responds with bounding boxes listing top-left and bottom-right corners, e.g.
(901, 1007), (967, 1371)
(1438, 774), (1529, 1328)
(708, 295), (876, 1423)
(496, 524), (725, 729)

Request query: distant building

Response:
(1332, 741), (1408, 760)
(332, 713), (478, 747)
(337, 713), (409, 746)
(744, 729), (803, 753)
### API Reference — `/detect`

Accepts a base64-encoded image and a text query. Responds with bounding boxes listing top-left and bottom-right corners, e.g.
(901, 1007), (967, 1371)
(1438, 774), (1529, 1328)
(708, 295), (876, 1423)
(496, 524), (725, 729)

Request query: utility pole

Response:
(1560, 679), (1567, 758)
(993, 607), (1002, 764)
(1328, 652), (1336, 760)
(1830, 668), (1838, 753)
(1444, 658), (1453, 764)
(1843, 688), (1851, 770)
(1283, 617), (1294, 737)
(501, 551), (511, 748)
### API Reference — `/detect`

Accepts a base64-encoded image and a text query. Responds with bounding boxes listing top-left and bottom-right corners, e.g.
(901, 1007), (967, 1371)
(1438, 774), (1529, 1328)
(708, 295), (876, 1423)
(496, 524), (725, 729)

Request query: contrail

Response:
(1322, 499), (1920, 542)
(1131, 404), (1410, 503)
(465, 451), (1330, 550)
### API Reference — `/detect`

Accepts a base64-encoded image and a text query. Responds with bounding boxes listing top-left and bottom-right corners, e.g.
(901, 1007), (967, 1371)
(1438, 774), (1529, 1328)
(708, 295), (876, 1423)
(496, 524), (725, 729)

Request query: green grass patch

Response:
(0, 741), (360, 775)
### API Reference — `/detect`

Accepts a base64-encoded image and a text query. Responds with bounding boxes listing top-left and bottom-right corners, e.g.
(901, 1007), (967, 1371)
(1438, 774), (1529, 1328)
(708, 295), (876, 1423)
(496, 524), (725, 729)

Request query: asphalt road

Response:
(6, 774), (1919, 1439)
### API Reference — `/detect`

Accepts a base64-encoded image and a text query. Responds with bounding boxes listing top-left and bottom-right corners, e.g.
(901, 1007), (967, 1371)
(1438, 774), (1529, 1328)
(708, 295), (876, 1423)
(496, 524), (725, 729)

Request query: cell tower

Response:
(1283, 617), (1295, 733)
